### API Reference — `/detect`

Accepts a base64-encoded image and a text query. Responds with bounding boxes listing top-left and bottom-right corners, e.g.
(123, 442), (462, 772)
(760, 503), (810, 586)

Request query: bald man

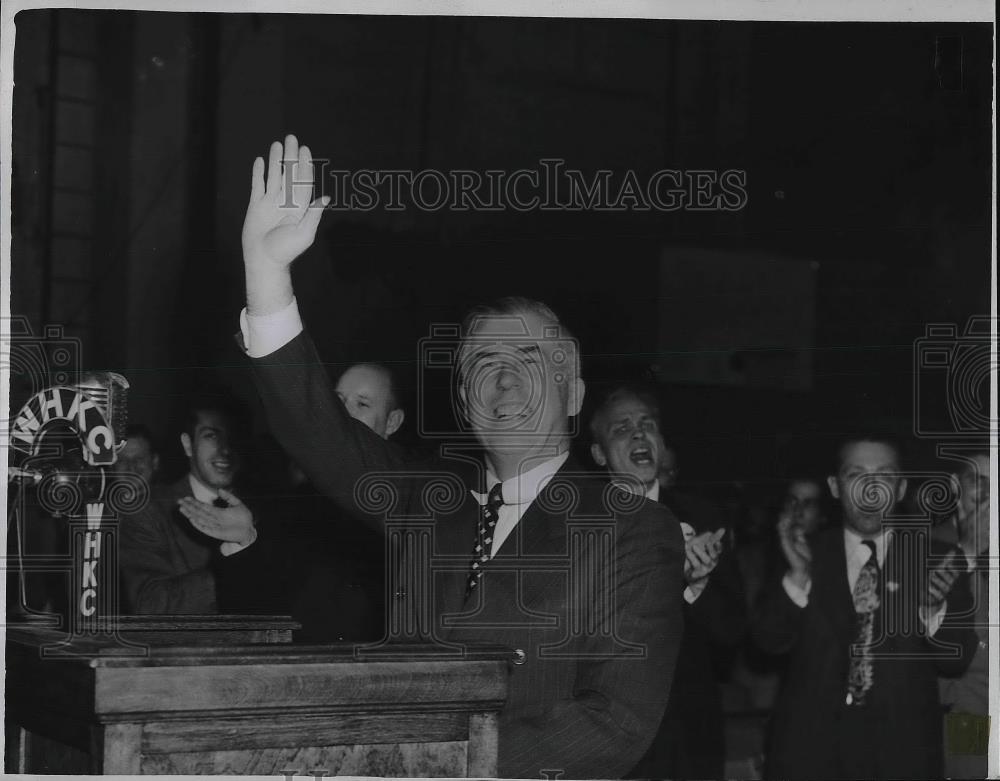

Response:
(335, 362), (404, 440)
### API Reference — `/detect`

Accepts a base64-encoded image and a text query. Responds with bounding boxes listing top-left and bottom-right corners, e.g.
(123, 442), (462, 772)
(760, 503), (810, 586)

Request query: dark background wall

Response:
(9, 11), (992, 487)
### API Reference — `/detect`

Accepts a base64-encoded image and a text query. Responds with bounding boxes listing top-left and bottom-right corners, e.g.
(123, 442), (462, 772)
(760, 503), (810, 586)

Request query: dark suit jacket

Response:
(629, 490), (746, 779)
(120, 477), (286, 615)
(120, 477), (218, 614)
(753, 525), (978, 780)
(251, 332), (686, 779)
(281, 483), (386, 642)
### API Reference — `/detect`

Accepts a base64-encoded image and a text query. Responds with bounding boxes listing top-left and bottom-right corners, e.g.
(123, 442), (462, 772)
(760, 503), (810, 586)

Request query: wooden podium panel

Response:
(5, 624), (509, 776)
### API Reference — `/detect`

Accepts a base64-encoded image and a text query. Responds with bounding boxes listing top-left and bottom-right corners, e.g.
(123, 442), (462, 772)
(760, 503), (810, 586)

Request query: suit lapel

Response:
(165, 476), (220, 567)
(811, 529), (856, 643)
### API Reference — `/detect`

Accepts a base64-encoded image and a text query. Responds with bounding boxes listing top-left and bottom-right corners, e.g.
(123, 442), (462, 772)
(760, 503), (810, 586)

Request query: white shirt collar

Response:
(471, 451), (570, 506)
(188, 473), (219, 504)
(843, 525), (893, 566)
(607, 476), (658, 500)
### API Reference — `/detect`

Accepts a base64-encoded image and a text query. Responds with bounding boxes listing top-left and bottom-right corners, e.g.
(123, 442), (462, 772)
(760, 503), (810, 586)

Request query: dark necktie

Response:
(213, 496), (229, 509)
(847, 539), (880, 706)
(466, 483), (504, 596)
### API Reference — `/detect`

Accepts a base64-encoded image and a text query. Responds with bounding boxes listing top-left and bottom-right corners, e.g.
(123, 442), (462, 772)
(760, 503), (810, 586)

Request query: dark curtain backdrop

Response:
(9, 12), (992, 486)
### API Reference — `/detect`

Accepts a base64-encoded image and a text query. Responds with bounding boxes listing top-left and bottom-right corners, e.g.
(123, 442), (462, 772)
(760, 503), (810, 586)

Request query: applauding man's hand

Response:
(243, 134), (329, 315)
(178, 489), (256, 549)
(778, 511), (812, 590)
(920, 549), (961, 612)
(684, 528), (725, 584)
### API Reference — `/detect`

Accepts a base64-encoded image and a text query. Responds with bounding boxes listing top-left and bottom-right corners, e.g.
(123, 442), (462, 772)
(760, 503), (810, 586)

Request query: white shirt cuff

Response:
(220, 526), (257, 557)
(239, 297), (303, 358)
(919, 600), (948, 637)
(684, 579), (709, 604)
(782, 572), (811, 607)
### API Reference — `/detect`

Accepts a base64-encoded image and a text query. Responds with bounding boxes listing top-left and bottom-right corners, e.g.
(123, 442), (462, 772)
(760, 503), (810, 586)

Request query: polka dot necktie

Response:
(847, 539), (880, 706)
(466, 482), (504, 596)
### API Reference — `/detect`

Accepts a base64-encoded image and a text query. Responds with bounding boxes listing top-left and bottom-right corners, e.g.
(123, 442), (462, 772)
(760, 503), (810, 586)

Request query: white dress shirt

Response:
(782, 527), (946, 635)
(187, 474), (256, 556)
(470, 452), (570, 558)
(843, 526), (890, 592)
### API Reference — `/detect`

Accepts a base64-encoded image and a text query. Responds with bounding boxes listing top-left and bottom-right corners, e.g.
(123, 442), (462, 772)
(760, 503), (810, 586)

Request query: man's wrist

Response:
(782, 570), (811, 608)
(244, 260), (294, 317)
(219, 527), (257, 557)
(787, 568), (811, 590)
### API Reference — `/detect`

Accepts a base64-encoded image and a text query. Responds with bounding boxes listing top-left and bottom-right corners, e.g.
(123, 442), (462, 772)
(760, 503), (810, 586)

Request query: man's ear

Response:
(591, 442), (608, 468)
(385, 408), (405, 439)
(152, 454), (161, 473)
(568, 377), (586, 418)
(896, 477), (908, 502)
(180, 433), (193, 459)
(826, 475), (840, 499)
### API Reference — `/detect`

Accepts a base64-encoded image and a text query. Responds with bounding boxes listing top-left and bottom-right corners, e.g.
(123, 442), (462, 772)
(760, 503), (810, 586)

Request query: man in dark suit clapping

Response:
(754, 436), (978, 780)
(228, 135), (685, 779)
(590, 386), (746, 779)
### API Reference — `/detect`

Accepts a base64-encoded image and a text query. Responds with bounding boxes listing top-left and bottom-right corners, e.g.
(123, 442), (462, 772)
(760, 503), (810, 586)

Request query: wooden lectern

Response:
(4, 620), (509, 776)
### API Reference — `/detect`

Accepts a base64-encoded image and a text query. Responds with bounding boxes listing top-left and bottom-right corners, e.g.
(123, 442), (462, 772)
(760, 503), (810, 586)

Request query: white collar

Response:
(188, 473), (219, 504)
(843, 525), (893, 565)
(608, 476), (658, 501)
(471, 451), (570, 506)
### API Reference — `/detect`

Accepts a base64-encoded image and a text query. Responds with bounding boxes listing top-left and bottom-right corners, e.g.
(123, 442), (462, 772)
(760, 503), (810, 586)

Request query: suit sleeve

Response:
(502, 501), (686, 779)
(250, 331), (414, 533)
(119, 505), (217, 615)
(213, 503), (293, 615)
(689, 544), (747, 647)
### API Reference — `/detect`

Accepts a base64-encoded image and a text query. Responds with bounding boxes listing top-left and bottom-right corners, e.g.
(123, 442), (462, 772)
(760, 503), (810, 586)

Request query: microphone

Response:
(76, 371), (130, 458)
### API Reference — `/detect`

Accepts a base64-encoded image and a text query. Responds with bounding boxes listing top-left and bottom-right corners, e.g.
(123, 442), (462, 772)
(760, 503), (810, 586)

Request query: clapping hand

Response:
(921, 549), (961, 612)
(954, 476), (990, 561)
(684, 528), (726, 584)
(778, 510), (812, 588)
(178, 489), (256, 547)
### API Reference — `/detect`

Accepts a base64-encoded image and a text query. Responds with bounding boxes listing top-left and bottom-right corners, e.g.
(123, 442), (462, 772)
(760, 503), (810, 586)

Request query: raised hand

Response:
(242, 134), (329, 315)
(177, 489), (256, 547)
(684, 528), (725, 584)
(778, 510), (812, 588)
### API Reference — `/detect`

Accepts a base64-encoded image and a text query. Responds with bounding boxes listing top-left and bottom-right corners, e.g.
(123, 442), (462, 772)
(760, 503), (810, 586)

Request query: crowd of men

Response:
(109, 136), (992, 780)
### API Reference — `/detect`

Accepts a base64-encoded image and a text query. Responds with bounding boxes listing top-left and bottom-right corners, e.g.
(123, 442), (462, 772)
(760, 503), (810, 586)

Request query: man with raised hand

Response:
(120, 393), (268, 614)
(237, 135), (684, 779)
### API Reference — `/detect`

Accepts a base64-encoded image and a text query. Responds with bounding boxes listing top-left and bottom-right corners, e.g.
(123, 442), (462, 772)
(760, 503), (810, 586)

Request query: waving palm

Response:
(242, 134), (328, 269)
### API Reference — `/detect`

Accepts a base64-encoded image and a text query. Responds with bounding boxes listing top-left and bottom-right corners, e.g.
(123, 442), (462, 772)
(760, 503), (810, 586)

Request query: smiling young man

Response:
(119, 395), (260, 614)
(234, 135), (685, 779)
